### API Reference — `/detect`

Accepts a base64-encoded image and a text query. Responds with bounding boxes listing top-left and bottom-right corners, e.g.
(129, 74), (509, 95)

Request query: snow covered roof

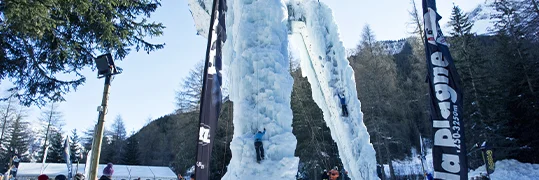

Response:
(16, 163), (177, 180)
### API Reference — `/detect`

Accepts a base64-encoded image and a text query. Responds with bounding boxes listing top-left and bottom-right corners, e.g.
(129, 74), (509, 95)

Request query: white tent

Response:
(15, 163), (177, 180)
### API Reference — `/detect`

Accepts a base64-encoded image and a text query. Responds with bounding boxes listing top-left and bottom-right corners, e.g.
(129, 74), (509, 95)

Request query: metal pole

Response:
(89, 75), (112, 180)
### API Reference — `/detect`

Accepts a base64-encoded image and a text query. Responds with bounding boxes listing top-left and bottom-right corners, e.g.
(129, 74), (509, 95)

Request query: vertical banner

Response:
(84, 150), (92, 179)
(41, 145), (49, 174)
(480, 142), (495, 175)
(64, 136), (73, 180)
(195, 0), (227, 179)
(422, 0), (468, 179)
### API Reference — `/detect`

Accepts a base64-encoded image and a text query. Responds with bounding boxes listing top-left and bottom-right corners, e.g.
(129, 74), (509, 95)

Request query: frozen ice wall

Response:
(288, 0), (377, 179)
(188, 0), (378, 179)
(220, 0), (299, 179)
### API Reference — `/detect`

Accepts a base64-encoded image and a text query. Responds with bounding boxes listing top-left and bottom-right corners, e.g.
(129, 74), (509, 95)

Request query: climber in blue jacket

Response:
(338, 93), (349, 117)
(254, 128), (266, 163)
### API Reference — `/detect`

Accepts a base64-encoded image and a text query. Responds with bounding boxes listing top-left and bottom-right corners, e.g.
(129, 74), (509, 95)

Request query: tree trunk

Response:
(515, 46), (535, 94)
(411, 0), (425, 40)
(509, 19), (535, 94)
(384, 142), (396, 180)
(462, 36), (488, 138)
(375, 145), (386, 180)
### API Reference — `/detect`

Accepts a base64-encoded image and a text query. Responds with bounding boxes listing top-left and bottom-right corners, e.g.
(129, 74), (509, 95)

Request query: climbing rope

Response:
(255, 58), (260, 132)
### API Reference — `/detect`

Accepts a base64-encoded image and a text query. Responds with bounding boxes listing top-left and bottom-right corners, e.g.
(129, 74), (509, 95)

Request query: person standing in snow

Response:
(254, 128), (266, 163)
(99, 163), (114, 180)
(328, 169), (339, 180)
(38, 174), (49, 180)
(337, 94), (348, 117)
(55, 174), (67, 180)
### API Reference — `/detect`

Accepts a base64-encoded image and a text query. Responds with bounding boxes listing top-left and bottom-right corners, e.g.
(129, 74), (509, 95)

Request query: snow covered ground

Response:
(383, 148), (433, 178)
(288, 0), (377, 179)
(383, 146), (539, 180)
(469, 159), (539, 180)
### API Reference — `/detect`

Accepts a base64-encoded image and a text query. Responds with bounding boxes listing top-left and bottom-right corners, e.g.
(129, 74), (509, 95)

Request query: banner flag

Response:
(422, 0), (468, 179)
(194, 0), (227, 179)
(64, 135), (73, 180)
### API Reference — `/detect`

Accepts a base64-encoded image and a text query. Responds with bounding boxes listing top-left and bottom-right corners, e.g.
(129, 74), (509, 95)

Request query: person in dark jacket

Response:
(338, 94), (348, 117)
(99, 163), (114, 180)
(38, 174), (49, 180)
(254, 128), (266, 163)
(55, 174), (67, 180)
(328, 169), (339, 180)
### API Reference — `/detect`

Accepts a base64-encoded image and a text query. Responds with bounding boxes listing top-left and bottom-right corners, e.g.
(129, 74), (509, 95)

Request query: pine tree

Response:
(490, 0), (539, 162)
(110, 115), (127, 163)
(449, 5), (473, 37)
(0, 106), (30, 172)
(351, 25), (406, 179)
(514, 0), (539, 42)
(44, 130), (64, 163)
(80, 127), (95, 163)
(175, 61), (205, 113)
(491, 0), (537, 94)
(100, 136), (114, 164)
(1, 0), (165, 106)
(447, 4), (512, 168)
(6, 108), (30, 158)
(0, 97), (17, 172)
(122, 134), (140, 165)
(37, 103), (63, 163)
(403, 0), (431, 140)
(0, 96), (17, 153)
(70, 129), (82, 163)
(290, 69), (340, 179)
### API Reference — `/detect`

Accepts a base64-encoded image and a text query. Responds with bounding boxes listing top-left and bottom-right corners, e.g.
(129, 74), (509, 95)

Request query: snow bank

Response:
(288, 0), (377, 179)
(469, 159), (539, 180)
(221, 0), (299, 179)
(384, 147), (539, 180)
(383, 148), (434, 177)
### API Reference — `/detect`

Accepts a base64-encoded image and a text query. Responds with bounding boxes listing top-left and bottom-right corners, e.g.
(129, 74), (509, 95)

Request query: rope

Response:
(256, 59), (260, 131)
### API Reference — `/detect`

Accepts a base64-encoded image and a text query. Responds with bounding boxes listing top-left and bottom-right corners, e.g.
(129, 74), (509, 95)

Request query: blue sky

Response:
(2, 0), (488, 135)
